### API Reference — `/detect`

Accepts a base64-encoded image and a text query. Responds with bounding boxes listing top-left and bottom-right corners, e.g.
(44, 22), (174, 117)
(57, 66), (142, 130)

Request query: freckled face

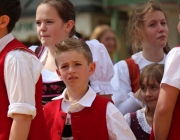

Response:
(141, 11), (168, 50)
(57, 51), (94, 90)
(36, 4), (69, 47)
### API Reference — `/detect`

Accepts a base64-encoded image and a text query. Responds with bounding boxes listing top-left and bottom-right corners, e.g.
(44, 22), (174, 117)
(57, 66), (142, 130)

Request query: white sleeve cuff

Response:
(8, 103), (36, 119)
(128, 92), (143, 107)
(90, 81), (115, 95)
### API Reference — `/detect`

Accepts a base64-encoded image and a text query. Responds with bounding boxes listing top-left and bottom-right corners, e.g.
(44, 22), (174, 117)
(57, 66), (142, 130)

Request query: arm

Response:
(5, 50), (42, 138)
(111, 61), (141, 114)
(154, 84), (179, 140)
(9, 114), (32, 140)
(106, 102), (136, 140)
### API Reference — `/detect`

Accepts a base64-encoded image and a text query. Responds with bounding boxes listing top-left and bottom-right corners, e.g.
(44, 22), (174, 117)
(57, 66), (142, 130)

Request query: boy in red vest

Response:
(44, 38), (136, 140)
(0, 0), (50, 139)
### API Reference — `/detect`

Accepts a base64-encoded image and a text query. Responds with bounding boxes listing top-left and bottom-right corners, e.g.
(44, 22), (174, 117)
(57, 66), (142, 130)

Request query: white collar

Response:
(0, 33), (14, 52)
(132, 51), (166, 72)
(53, 86), (96, 107)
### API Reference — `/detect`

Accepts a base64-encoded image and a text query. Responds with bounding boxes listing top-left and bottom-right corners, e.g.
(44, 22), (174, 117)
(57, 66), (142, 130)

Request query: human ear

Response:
(65, 20), (74, 33)
(0, 15), (10, 28)
(89, 62), (96, 76)
(56, 69), (61, 77)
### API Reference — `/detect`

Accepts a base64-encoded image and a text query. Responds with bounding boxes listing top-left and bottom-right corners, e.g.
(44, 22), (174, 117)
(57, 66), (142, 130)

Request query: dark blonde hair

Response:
(55, 38), (92, 66)
(38, 0), (82, 38)
(90, 24), (116, 44)
(127, 0), (170, 53)
(139, 63), (164, 87)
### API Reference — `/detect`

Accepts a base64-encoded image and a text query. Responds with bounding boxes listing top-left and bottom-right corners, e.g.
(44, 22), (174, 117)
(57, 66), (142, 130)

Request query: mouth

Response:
(41, 35), (49, 39)
(68, 76), (78, 80)
(157, 35), (166, 40)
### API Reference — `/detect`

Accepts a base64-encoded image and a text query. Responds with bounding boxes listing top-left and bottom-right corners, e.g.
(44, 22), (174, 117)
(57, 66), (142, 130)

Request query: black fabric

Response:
(62, 125), (72, 137)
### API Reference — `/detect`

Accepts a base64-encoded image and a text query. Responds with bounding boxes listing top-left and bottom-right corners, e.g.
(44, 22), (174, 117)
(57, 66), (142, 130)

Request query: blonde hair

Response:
(127, 0), (169, 53)
(90, 24), (114, 41)
(55, 38), (93, 67)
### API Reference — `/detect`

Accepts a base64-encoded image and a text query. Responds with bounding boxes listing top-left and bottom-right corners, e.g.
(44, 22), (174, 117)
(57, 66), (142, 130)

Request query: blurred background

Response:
(12, 0), (180, 62)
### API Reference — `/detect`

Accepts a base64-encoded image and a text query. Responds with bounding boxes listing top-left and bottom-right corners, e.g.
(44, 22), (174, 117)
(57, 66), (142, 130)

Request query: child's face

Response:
(177, 14), (180, 34)
(36, 4), (70, 47)
(56, 51), (95, 90)
(141, 10), (168, 50)
(140, 77), (160, 110)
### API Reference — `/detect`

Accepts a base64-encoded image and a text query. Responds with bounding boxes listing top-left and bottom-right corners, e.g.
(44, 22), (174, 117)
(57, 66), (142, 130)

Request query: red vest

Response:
(44, 95), (110, 140)
(0, 39), (50, 140)
(125, 58), (140, 93)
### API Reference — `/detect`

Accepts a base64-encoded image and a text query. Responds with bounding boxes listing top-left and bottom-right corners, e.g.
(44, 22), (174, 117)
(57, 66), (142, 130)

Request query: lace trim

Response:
(136, 108), (152, 134)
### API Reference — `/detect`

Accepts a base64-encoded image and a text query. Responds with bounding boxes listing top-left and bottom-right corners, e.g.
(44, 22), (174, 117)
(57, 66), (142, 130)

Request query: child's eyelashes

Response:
(61, 65), (68, 69)
(75, 63), (81, 66)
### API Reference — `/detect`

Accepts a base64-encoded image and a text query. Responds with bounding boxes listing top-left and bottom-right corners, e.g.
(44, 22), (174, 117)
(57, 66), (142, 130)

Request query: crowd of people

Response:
(1, 0), (180, 139)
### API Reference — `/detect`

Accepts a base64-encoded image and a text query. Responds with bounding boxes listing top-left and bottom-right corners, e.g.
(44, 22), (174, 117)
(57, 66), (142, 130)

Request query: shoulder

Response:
(6, 49), (39, 63)
(113, 59), (128, 72)
(166, 47), (180, 58)
(44, 100), (61, 114)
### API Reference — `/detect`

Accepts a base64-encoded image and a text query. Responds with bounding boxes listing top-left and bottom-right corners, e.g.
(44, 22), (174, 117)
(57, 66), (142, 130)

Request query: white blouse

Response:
(30, 39), (115, 95)
(124, 108), (152, 134)
(2, 33), (43, 119)
(161, 47), (180, 89)
(111, 51), (166, 115)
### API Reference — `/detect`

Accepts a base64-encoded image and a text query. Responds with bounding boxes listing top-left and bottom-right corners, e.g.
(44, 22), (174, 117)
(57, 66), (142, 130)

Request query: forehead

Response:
(143, 10), (166, 22)
(36, 4), (60, 19)
(57, 51), (87, 63)
(142, 77), (158, 85)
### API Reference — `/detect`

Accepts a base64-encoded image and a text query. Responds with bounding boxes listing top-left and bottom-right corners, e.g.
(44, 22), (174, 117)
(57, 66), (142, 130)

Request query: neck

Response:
(66, 86), (89, 104)
(145, 108), (155, 126)
(0, 29), (8, 39)
(142, 48), (164, 62)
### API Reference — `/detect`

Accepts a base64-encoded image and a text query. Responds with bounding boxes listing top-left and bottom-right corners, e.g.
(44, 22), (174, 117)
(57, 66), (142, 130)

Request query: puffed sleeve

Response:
(86, 39), (115, 95)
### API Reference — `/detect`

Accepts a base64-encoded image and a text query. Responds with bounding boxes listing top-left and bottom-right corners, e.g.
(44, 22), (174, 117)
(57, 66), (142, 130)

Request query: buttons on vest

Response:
(58, 131), (61, 135)
(61, 114), (65, 120)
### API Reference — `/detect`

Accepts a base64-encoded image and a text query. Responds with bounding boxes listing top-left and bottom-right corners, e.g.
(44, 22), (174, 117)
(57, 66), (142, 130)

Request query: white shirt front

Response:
(1, 33), (43, 119)
(161, 47), (180, 89)
(111, 51), (166, 115)
(53, 86), (136, 140)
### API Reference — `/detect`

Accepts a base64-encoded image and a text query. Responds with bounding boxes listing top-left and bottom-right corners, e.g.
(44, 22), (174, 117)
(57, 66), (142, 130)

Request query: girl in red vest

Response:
(29, 0), (114, 106)
(0, 0), (50, 139)
(150, 3), (180, 139)
(44, 38), (136, 140)
(124, 63), (164, 140)
(111, 0), (170, 115)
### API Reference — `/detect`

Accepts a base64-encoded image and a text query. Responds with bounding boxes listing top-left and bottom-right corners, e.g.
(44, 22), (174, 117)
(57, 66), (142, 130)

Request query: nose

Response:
(145, 89), (152, 97)
(158, 23), (165, 32)
(68, 66), (75, 73)
(39, 23), (47, 32)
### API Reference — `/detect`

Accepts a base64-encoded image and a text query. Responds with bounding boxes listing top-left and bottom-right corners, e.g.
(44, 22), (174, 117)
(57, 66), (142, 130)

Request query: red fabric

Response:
(125, 58), (140, 93)
(0, 39), (50, 140)
(150, 95), (180, 140)
(44, 95), (110, 140)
